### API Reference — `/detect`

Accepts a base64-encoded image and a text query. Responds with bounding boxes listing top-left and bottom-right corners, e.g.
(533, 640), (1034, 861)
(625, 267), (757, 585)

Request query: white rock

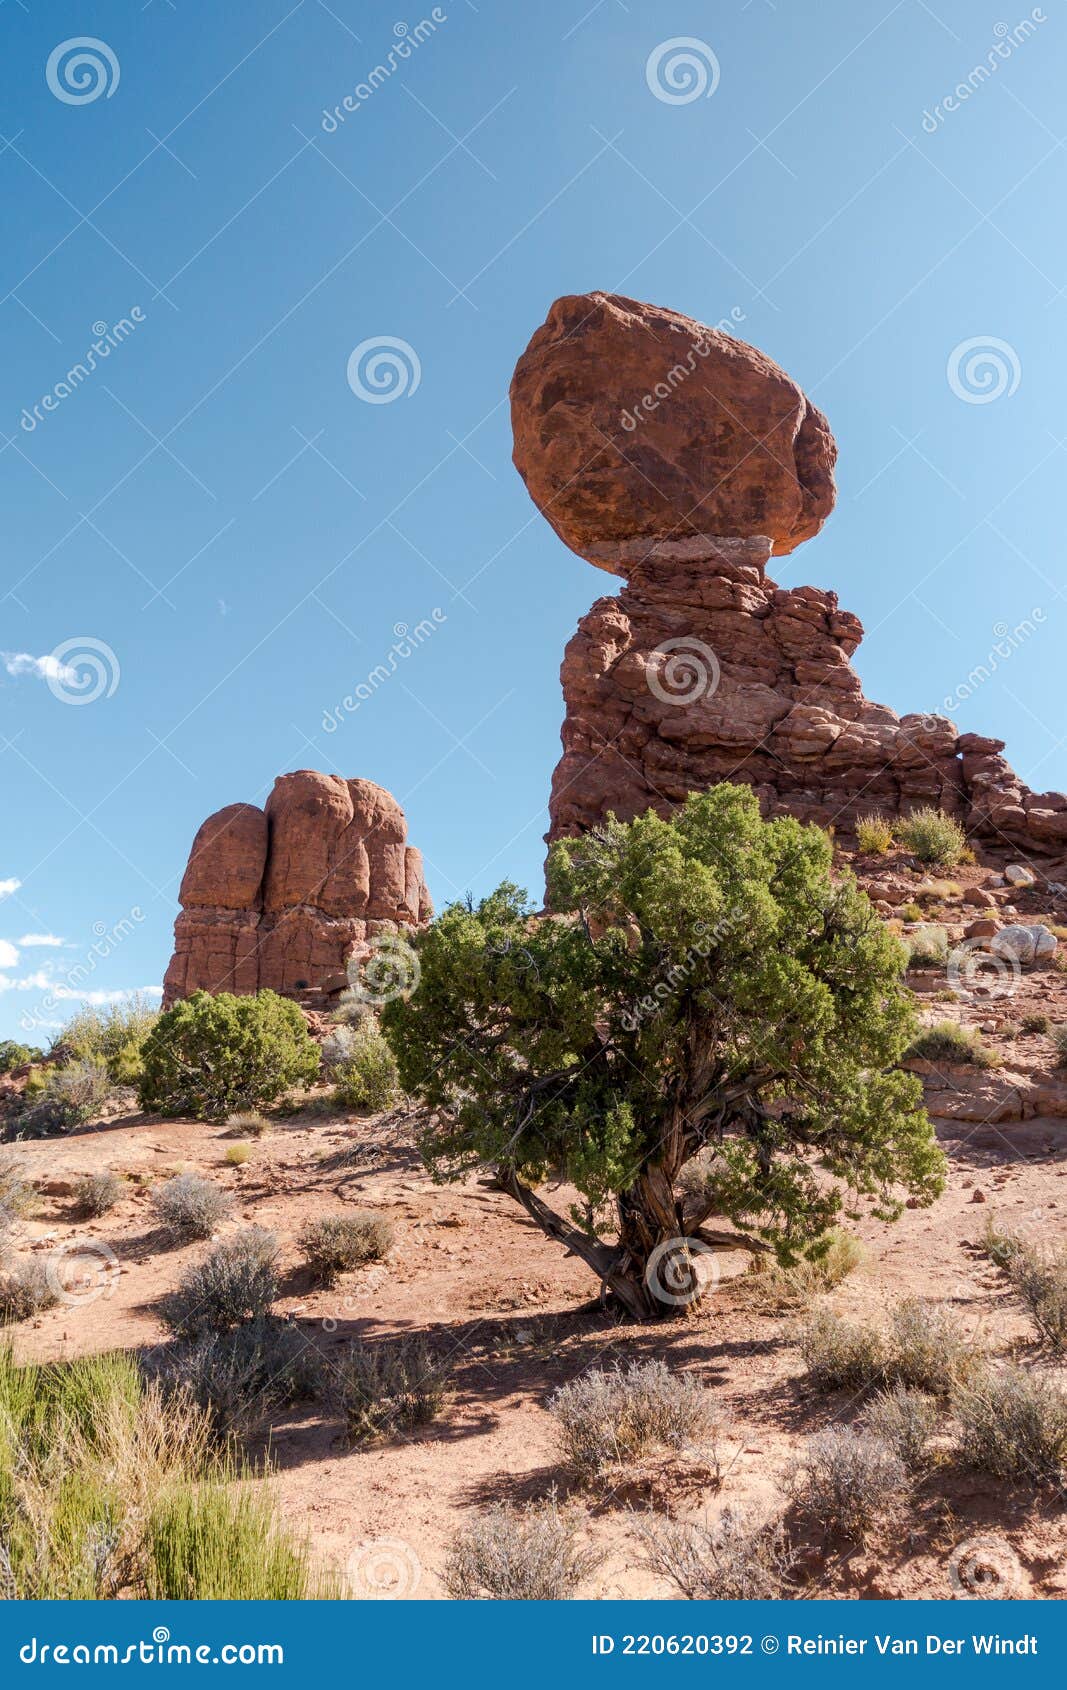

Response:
(1005, 863), (1036, 887)
(1030, 923), (1058, 959)
(991, 923), (1037, 964)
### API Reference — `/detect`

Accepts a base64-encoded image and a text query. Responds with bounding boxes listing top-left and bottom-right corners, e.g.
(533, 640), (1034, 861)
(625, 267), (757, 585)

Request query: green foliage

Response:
(383, 787), (942, 1304)
(855, 814), (894, 855)
(1021, 1013), (1051, 1035)
(144, 1485), (330, 1599)
(74, 1169), (125, 1217)
(11, 1059), (114, 1138)
(896, 807), (967, 867)
(0, 1040), (43, 1075)
(58, 996), (159, 1084)
(332, 1022), (400, 1112)
(952, 1365), (1067, 1483)
(138, 991), (320, 1120)
(905, 1021), (997, 1068)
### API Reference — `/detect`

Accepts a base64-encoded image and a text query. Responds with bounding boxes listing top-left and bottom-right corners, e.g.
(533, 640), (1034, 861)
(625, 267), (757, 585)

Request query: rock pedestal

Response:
(163, 771), (431, 1006)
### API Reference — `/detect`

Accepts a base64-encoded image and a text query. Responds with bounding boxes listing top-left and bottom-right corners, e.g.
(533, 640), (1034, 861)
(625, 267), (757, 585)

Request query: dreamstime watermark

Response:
(19, 908), (145, 1035)
(620, 314), (747, 431)
(346, 1537), (423, 1598)
(946, 936), (1021, 1004)
(19, 310), (146, 433)
(347, 932), (421, 1008)
(920, 610), (1044, 727)
(46, 1238), (120, 1308)
(346, 336), (421, 403)
(322, 610), (446, 732)
(644, 1236), (720, 1307)
(46, 37), (120, 105)
(621, 910), (742, 1032)
(19, 1630), (284, 1667)
(647, 637), (721, 707)
(947, 336), (1021, 404)
(921, 12), (1046, 132)
(49, 638), (120, 705)
(947, 1533), (1024, 1598)
(320, 14), (447, 131)
(645, 38), (720, 105)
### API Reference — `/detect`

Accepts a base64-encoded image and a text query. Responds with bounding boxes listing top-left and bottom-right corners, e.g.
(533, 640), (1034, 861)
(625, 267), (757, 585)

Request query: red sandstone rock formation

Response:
(511, 292), (1067, 856)
(163, 771), (431, 1006)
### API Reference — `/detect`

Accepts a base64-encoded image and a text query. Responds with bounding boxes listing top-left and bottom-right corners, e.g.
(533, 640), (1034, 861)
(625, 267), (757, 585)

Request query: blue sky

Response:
(1, 0), (1063, 1041)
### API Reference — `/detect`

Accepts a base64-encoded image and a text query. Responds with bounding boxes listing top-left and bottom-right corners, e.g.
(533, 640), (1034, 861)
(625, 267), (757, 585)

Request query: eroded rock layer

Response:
(163, 771), (431, 1005)
(509, 291), (1067, 857)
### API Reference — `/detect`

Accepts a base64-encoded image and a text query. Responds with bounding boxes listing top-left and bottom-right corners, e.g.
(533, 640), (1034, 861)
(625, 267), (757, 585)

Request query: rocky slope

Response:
(510, 291), (1067, 860)
(163, 771), (431, 1006)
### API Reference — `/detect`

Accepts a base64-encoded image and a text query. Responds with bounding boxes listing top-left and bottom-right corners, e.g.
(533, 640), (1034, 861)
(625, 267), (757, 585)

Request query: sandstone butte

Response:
(511, 290), (1067, 858)
(163, 771), (431, 1008)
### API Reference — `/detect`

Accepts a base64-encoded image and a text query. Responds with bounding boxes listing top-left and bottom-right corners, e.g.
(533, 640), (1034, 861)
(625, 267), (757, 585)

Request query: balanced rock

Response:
(511, 292), (1067, 859)
(163, 771), (431, 1006)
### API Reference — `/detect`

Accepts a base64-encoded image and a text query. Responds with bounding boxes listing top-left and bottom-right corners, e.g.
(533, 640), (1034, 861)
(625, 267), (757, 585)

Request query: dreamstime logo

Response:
(346, 336), (421, 404)
(321, 12), (447, 131)
(947, 336), (1021, 404)
(919, 610), (1044, 728)
(644, 1236), (720, 1308)
(620, 315), (746, 431)
(647, 637), (720, 707)
(347, 932), (421, 1007)
(19, 310), (146, 433)
(346, 1537), (423, 1598)
(46, 38), (120, 105)
(46, 1238), (120, 1307)
(947, 1533), (1024, 1598)
(322, 610), (446, 733)
(946, 936), (1020, 1004)
(645, 38), (720, 105)
(46, 638), (120, 705)
(921, 12), (1047, 133)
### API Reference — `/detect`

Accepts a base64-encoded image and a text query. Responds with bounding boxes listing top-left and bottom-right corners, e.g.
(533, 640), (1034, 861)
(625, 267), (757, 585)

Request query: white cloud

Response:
(2, 651), (77, 684)
(50, 984), (163, 1005)
(0, 969), (52, 993)
(0, 878), (21, 901)
(17, 933), (64, 947)
(0, 940), (18, 969)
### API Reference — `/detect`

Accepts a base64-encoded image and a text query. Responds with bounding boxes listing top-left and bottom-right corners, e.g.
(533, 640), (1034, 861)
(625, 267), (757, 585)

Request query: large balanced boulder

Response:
(163, 771), (431, 1005)
(511, 291), (1067, 860)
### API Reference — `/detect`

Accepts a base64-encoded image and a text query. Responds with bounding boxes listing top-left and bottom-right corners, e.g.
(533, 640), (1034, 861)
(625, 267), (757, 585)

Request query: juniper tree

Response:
(382, 785), (944, 1319)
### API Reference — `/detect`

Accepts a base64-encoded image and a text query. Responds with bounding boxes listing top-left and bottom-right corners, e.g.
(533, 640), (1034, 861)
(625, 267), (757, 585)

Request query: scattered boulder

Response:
(989, 923), (1058, 966)
(1005, 863), (1037, 886)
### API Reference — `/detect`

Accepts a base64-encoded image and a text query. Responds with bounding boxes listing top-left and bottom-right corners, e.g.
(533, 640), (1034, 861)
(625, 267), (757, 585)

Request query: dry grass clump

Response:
(1020, 1012), (1051, 1035)
(297, 1212), (393, 1285)
(863, 1384), (939, 1470)
(855, 814), (894, 855)
(636, 1504), (795, 1600)
(786, 1427), (907, 1540)
(981, 1221), (1067, 1350)
(442, 1495), (600, 1599)
(744, 1230), (865, 1309)
(797, 1308), (886, 1392)
(222, 1111), (268, 1139)
(896, 807), (967, 867)
(905, 925), (950, 969)
(799, 1299), (978, 1399)
(905, 1020), (997, 1067)
(74, 1169), (125, 1217)
(152, 1319), (320, 1440)
(151, 1173), (232, 1241)
(952, 1365), (1067, 1484)
(547, 1360), (717, 1484)
(0, 1257), (59, 1323)
(224, 1143), (252, 1166)
(332, 1335), (449, 1444)
(159, 1229), (278, 1337)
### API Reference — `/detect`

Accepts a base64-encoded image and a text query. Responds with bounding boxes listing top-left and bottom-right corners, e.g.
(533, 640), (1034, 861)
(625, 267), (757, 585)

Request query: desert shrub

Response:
(900, 901), (924, 923)
(144, 1484), (330, 1599)
(0, 1040), (43, 1075)
(159, 1229), (278, 1336)
(152, 1319), (320, 1438)
(442, 1496), (600, 1599)
(330, 988), (371, 1029)
(547, 1360), (717, 1483)
(953, 1365), (1067, 1484)
(151, 1173), (232, 1243)
(12, 1059), (114, 1137)
(636, 1504), (795, 1600)
(60, 996), (159, 1083)
(0, 1258), (58, 1322)
(223, 1111), (268, 1138)
(896, 807), (967, 867)
(332, 1023), (400, 1113)
(224, 1142), (251, 1166)
(988, 1232), (1067, 1351)
(797, 1308), (885, 1392)
(1021, 1013), (1051, 1035)
(138, 991), (320, 1121)
(332, 1335), (449, 1443)
(1051, 1025), (1067, 1068)
(905, 1021), (996, 1068)
(786, 1428), (907, 1540)
(384, 786), (942, 1319)
(863, 1384), (939, 1470)
(915, 879), (963, 904)
(886, 1299), (979, 1395)
(0, 1153), (33, 1222)
(855, 814), (894, 855)
(74, 1169), (125, 1217)
(297, 1212), (392, 1286)
(905, 925), (950, 969)
(746, 1229), (865, 1307)
(320, 1024), (358, 1072)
